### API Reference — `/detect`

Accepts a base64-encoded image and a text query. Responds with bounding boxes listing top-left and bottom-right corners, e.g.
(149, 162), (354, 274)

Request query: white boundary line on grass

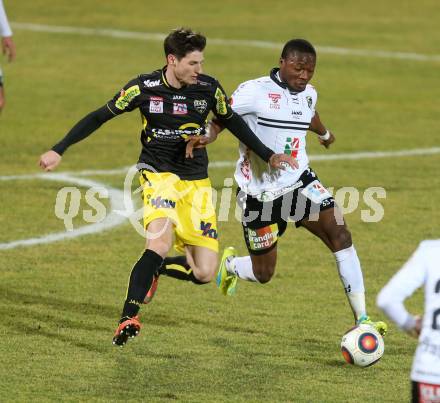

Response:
(3, 24), (438, 249)
(1, 146), (440, 250)
(30, 146), (440, 177)
(0, 173), (126, 250)
(11, 22), (440, 63)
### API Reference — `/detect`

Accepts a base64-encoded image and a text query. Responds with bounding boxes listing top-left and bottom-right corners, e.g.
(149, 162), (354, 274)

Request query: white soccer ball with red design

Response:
(341, 324), (384, 367)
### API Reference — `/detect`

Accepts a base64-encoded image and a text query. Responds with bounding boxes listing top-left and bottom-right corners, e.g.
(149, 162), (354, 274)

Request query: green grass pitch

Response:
(1, 1), (440, 401)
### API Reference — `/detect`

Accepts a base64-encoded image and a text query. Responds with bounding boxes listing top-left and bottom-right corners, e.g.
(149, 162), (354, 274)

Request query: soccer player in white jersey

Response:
(0, 0), (16, 112)
(377, 241), (440, 402)
(209, 39), (387, 333)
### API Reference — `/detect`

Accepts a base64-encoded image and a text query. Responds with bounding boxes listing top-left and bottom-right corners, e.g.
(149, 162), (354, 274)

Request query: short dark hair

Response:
(164, 28), (206, 59)
(281, 39), (316, 59)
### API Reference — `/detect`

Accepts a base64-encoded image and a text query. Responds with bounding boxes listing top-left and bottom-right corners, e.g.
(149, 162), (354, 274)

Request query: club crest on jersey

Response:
(173, 103), (187, 115)
(194, 99), (208, 114)
(149, 96), (163, 113)
(306, 96), (313, 109)
(268, 93), (281, 109)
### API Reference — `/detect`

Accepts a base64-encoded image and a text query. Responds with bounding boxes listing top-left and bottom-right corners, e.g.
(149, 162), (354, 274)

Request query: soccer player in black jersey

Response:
(39, 28), (297, 346)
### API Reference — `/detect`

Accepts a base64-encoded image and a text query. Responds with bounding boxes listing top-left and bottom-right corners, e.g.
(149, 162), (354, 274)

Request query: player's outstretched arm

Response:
(38, 105), (115, 171)
(39, 150), (62, 171)
(376, 242), (427, 337)
(220, 112), (298, 170)
(310, 111), (335, 149)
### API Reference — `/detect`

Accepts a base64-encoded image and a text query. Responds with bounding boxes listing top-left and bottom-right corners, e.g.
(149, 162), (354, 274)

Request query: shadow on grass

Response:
(325, 359), (348, 368)
(0, 287), (181, 353)
(1, 304), (109, 332)
(10, 319), (107, 354)
(1, 287), (191, 329)
(1, 286), (280, 357)
(0, 287), (116, 317)
(181, 316), (276, 338)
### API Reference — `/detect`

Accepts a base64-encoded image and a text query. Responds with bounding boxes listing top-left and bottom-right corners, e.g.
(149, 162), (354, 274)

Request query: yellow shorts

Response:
(139, 171), (218, 253)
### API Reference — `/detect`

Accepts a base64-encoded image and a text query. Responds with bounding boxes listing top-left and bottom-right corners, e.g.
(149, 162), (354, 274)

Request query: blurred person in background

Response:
(378, 240), (440, 403)
(0, 0), (16, 112)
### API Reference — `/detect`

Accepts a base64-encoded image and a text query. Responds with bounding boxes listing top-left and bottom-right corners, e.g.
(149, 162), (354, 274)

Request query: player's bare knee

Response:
(193, 258), (218, 283)
(253, 262), (275, 284)
(193, 270), (212, 283)
(146, 239), (172, 258)
(331, 228), (352, 252)
(192, 265), (215, 283)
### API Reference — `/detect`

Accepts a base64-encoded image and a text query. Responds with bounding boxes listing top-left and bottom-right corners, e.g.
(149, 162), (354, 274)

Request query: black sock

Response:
(159, 255), (207, 285)
(121, 249), (164, 319)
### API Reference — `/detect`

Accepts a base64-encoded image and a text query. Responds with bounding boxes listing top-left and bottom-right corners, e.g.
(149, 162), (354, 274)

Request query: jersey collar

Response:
(270, 67), (300, 94)
(161, 66), (171, 88)
(161, 66), (189, 90)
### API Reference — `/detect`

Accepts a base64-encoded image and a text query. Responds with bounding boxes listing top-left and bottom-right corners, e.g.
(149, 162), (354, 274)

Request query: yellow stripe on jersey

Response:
(161, 70), (170, 87)
(142, 114), (148, 129)
(214, 87), (228, 115)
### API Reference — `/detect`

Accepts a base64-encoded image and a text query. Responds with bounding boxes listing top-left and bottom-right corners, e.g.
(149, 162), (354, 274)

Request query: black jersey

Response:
(106, 67), (234, 180)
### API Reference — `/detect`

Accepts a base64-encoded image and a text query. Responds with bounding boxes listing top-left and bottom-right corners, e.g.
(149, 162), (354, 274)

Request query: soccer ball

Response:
(341, 324), (384, 367)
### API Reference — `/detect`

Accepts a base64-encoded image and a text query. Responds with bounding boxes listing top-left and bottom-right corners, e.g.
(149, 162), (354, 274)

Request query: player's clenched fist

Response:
(39, 150), (62, 171)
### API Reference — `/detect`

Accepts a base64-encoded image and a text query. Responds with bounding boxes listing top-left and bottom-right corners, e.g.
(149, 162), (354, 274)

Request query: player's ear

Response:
(167, 54), (176, 66)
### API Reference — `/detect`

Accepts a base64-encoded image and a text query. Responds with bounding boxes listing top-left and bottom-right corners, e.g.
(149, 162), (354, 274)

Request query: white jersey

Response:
(230, 68), (317, 198)
(377, 240), (440, 384)
(0, 0), (12, 37)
